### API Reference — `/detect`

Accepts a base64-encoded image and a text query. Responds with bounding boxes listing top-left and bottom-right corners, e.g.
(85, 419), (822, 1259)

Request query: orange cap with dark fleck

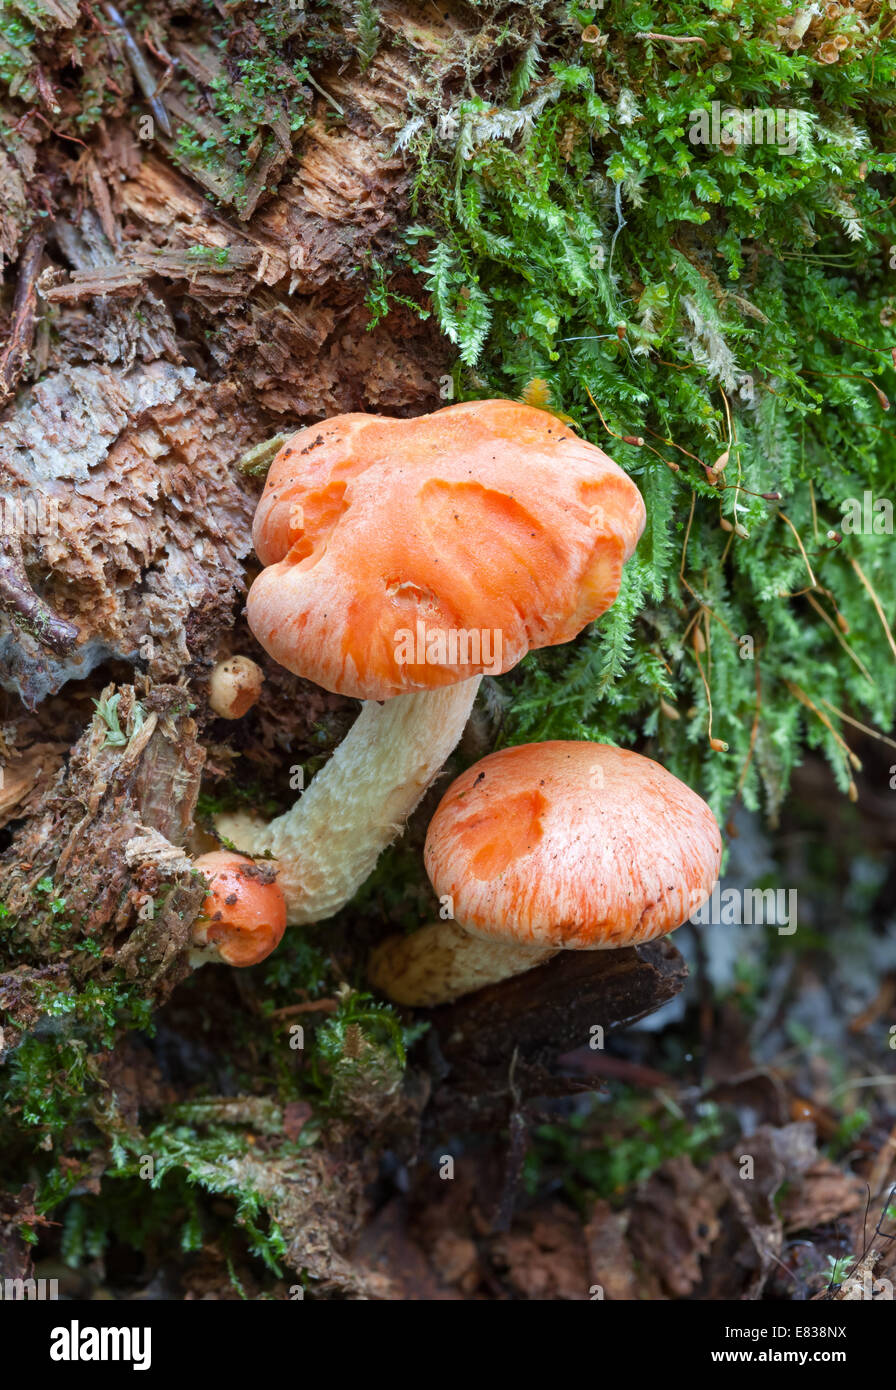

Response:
(193, 851), (287, 967)
(247, 401), (646, 700)
(424, 742), (722, 950)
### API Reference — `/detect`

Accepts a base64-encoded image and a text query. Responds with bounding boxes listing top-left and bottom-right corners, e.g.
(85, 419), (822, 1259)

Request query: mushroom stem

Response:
(368, 919), (557, 1006)
(217, 676), (482, 926)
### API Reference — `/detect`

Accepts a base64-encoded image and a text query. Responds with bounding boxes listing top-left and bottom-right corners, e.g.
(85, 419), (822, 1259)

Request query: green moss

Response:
(526, 1088), (725, 1207)
(171, 44), (310, 196)
(186, 244), (231, 265)
(313, 988), (426, 1078)
(4, 1035), (101, 1134)
(396, 0), (896, 823)
(365, 256), (429, 330)
(92, 692), (146, 748)
(353, 0), (381, 73)
(58, 1159), (288, 1277)
(0, 8), (37, 96)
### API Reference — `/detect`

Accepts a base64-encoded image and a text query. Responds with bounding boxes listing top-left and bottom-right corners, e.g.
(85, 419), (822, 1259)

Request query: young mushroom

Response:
(368, 741), (722, 1005)
(219, 400), (646, 926)
(189, 851), (286, 968)
(208, 655), (264, 719)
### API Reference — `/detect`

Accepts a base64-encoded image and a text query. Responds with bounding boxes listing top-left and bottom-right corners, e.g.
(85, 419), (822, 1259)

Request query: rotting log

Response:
(0, 683), (207, 1059)
(422, 939), (689, 1127)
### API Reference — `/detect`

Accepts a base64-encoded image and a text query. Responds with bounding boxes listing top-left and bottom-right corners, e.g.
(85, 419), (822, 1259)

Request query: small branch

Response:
(268, 998), (340, 1019)
(636, 32), (708, 45)
(304, 73), (345, 116)
(0, 230), (45, 407)
(101, 2), (172, 137)
(11, 108), (89, 148)
(0, 536), (79, 657)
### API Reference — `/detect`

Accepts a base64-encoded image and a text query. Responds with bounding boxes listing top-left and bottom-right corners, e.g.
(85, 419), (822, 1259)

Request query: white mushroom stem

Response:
(368, 919), (557, 1006)
(216, 676), (482, 926)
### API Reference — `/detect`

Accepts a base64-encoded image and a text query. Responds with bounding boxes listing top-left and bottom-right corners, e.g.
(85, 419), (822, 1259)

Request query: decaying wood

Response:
(0, 229), (44, 406)
(0, 1186), (48, 1286)
(0, 692), (85, 828)
(0, 364), (259, 706)
(0, 738), (67, 830)
(424, 940), (689, 1126)
(0, 684), (207, 1043)
(0, 0), (696, 1293)
(0, 533), (79, 657)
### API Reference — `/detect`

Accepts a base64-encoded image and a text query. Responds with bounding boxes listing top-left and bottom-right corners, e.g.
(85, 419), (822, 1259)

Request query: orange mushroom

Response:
(368, 742), (722, 1005)
(221, 401), (645, 927)
(190, 851), (287, 968)
(248, 400), (645, 699)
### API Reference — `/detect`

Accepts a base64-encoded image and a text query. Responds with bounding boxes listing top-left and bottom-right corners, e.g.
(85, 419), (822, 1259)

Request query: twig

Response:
(636, 32), (708, 45)
(0, 230), (45, 406)
(0, 536), (79, 657)
(11, 108), (89, 147)
(141, 28), (175, 94)
(268, 998), (340, 1019)
(867, 1127), (896, 1202)
(102, 2), (172, 137)
(305, 73), (345, 116)
(849, 982), (896, 1037)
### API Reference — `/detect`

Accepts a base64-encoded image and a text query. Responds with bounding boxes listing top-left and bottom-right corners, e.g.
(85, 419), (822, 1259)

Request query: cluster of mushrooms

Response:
(189, 398), (723, 1006)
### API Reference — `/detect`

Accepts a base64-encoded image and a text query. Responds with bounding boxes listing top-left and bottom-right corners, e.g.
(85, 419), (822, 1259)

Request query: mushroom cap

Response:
(247, 401), (645, 700)
(208, 655), (264, 719)
(193, 851), (287, 967)
(424, 742), (722, 950)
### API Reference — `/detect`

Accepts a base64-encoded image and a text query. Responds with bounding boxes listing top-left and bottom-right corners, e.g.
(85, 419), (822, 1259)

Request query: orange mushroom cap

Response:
(424, 742), (722, 950)
(247, 401), (646, 700)
(193, 851), (287, 967)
